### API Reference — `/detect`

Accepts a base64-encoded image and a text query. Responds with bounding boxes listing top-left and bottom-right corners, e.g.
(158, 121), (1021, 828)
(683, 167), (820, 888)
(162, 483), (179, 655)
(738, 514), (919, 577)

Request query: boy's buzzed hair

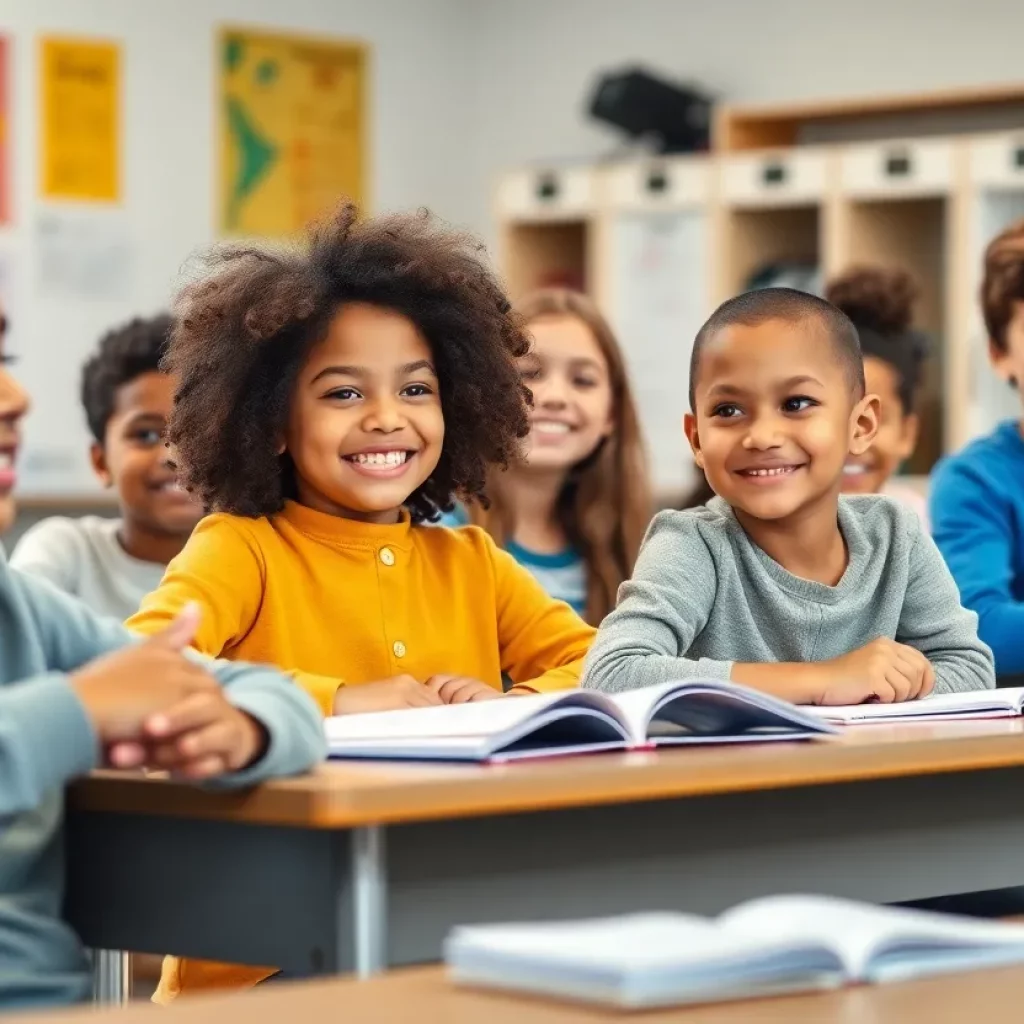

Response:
(689, 288), (865, 410)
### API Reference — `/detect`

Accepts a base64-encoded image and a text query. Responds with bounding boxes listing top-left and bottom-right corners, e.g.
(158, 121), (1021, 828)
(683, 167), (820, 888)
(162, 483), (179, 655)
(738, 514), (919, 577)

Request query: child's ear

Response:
(848, 394), (881, 457)
(684, 413), (705, 469)
(89, 443), (113, 488)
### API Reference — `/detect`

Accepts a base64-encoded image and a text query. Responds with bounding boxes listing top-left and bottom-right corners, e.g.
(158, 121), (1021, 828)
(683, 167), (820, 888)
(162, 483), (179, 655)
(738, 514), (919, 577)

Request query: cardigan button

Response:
(379, 547), (396, 566)
(393, 640), (407, 658)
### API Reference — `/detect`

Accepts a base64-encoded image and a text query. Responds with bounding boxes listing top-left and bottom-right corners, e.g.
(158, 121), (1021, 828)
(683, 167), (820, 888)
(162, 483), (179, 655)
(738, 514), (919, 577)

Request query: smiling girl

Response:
(461, 290), (651, 624)
(126, 204), (597, 999)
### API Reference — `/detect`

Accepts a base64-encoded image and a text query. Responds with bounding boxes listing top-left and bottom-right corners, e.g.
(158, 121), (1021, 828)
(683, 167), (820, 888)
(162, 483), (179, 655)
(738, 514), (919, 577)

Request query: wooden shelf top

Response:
(13, 963), (1024, 1024)
(717, 81), (1024, 152)
(68, 717), (1024, 830)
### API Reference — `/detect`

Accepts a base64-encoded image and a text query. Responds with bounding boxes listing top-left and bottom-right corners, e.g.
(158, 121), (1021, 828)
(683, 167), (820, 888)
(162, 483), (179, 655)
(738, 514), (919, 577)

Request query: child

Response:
(12, 315), (203, 618)
(931, 220), (1024, 681)
(124, 203), (597, 999)
(582, 287), (994, 701)
(457, 288), (651, 624)
(0, 322), (325, 1010)
(824, 267), (929, 526)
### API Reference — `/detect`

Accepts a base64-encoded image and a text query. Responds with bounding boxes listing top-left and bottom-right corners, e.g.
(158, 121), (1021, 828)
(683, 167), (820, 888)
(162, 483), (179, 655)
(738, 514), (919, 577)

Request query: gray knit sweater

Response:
(582, 495), (995, 696)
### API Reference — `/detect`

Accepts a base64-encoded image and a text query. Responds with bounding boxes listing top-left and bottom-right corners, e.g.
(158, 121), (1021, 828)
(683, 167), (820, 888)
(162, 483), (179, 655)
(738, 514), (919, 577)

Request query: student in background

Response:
(931, 220), (1024, 682)
(0, 317), (325, 1011)
(824, 267), (929, 527)
(583, 288), (993, 700)
(12, 316), (203, 618)
(126, 202), (597, 1000)
(455, 289), (650, 624)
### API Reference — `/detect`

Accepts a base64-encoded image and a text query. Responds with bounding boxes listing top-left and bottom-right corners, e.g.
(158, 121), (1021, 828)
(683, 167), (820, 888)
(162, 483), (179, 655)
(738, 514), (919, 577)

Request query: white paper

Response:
(609, 211), (708, 498)
(34, 210), (134, 300)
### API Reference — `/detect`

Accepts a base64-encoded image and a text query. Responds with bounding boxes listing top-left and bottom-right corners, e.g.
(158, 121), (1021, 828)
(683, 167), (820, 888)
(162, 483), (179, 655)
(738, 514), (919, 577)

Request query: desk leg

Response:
(92, 950), (130, 1005)
(347, 826), (386, 977)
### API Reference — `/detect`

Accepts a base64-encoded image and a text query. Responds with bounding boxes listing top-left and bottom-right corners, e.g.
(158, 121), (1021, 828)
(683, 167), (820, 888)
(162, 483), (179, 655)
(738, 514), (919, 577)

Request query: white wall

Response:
(464, 0), (1024, 242)
(0, 0), (471, 497)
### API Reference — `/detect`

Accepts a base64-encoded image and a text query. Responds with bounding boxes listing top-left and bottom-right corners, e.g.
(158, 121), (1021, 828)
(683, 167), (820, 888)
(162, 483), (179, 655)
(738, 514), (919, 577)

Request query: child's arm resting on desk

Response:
(489, 541), (597, 692)
(0, 569), (324, 817)
(580, 514), (724, 694)
(895, 528), (996, 694)
(579, 513), (919, 705)
(930, 459), (1024, 676)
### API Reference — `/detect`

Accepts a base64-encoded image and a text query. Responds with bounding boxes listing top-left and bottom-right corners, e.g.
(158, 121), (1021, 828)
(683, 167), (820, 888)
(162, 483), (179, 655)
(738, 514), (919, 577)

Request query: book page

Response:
(804, 687), (1023, 723)
(325, 689), (623, 742)
(720, 895), (1024, 979)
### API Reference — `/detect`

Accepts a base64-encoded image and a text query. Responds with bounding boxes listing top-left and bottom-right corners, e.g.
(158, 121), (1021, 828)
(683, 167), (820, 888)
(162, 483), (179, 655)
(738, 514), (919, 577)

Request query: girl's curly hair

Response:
(164, 202), (532, 522)
(825, 266), (927, 413)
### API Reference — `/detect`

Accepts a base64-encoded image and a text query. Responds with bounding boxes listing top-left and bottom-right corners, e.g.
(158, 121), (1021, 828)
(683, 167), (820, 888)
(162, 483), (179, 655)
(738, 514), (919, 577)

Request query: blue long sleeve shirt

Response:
(0, 558), (326, 1010)
(930, 420), (1024, 678)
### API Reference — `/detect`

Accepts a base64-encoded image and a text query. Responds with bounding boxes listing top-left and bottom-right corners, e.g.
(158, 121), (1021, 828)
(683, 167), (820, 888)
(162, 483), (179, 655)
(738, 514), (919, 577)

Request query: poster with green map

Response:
(219, 27), (366, 238)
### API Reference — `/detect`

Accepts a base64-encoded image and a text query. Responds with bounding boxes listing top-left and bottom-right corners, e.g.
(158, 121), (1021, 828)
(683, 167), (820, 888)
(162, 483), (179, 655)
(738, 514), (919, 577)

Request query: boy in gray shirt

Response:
(583, 289), (994, 703)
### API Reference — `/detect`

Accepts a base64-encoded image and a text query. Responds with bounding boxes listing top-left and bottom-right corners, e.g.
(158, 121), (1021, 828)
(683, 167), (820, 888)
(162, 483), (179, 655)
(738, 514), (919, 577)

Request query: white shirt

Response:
(10, 515), (167, 621)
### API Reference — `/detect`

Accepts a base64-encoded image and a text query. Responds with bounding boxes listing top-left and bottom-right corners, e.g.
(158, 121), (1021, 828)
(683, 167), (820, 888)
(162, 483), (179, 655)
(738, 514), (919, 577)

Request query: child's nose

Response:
(363, 396), (405, 432)
(742, 415), (783, 450)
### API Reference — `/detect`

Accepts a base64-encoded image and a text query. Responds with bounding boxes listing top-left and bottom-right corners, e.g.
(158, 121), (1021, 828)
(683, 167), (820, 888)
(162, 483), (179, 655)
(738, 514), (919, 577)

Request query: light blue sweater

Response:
(0, 558), (326, 1010)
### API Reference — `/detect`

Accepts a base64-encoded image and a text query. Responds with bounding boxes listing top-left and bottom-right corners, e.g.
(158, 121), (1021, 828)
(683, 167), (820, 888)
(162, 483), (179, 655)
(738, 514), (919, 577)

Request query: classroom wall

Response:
(462, 0), (1024, 243)
(0, 0), (471, 504)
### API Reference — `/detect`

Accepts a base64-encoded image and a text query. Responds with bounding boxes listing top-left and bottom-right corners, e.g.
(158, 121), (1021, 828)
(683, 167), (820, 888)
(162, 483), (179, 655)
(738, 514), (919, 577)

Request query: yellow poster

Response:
(40, 37), (120, 202)
(219, 27), (366, 238)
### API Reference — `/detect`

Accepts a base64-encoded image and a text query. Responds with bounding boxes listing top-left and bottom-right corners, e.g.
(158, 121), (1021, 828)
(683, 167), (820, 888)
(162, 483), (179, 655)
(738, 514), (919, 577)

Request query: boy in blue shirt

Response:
(931, 221), (1024, 682)
(0, 331), (326, 1009)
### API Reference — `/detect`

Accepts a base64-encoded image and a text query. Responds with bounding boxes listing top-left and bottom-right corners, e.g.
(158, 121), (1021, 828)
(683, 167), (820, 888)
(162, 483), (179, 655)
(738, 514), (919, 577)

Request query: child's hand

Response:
(817, 638), (935, 705)
(425, 675), (501, 704)
(112, 692), (268, 779)
(72, 604), (216, 743)
(332, 676), (444, 715)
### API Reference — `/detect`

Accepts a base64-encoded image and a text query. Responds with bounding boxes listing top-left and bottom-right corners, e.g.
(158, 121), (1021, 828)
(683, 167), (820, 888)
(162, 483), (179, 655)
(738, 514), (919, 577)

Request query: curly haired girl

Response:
(127, 201), (597, 999)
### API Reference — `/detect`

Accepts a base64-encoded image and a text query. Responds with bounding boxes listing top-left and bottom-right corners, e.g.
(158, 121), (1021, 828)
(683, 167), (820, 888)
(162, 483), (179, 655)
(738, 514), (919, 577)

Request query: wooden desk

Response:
(11, 965), (1024, 1024)
(65, 721), (1024, 981)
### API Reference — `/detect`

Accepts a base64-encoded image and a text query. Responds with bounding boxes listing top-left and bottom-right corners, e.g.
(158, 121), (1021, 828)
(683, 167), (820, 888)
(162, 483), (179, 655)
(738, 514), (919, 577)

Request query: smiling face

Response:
(285, 302), (445, 524)
(517, 313), (614, 474)
(841, 355), (918, 495)
(90, 370), (202, 538)
(685, 317), (878, 527)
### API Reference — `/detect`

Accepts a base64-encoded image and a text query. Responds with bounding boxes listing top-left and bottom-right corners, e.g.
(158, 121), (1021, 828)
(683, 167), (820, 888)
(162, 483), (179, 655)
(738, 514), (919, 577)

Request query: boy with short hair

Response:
(931, 221), (1024, 681)
(0, 327), (325, 1010)
(12, 315), (203, 618)
(582, 288), (994, 702)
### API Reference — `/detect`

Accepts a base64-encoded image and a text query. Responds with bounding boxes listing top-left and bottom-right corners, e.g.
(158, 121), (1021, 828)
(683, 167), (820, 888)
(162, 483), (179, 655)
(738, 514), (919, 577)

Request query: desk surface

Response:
(11, 965), (1024, 1023)
(68, 718), (1024, 830)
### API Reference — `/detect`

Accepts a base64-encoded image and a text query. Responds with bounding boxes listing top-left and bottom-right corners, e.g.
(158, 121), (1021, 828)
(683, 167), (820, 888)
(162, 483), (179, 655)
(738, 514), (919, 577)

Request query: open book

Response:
(446, 896), (1024, 1009)
(806, 686), (1024, 725)
(324, 680), (836, 762)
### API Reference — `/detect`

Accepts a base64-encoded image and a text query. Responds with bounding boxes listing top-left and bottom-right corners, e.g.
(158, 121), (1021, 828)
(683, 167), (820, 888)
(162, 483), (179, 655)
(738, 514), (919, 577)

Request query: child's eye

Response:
(711, 403), (742, 419)
(401, 383), (434, 398)
(783, 396), (817, 413)
(518, 366), (541, 381)
(573, 375), (599, 390)
(133, 429), (163, 446)
(326, 387), (361, 401)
